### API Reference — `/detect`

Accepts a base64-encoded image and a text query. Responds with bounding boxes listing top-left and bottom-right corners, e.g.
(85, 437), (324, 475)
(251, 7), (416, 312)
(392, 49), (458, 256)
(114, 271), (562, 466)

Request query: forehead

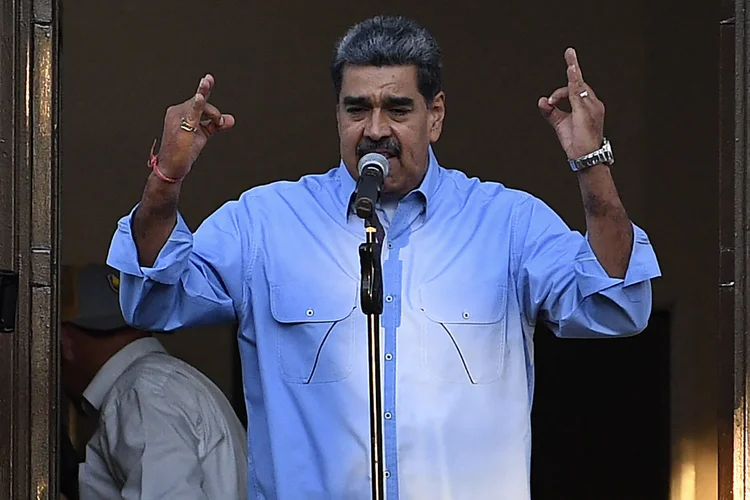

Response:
(340, 65), (420, 100)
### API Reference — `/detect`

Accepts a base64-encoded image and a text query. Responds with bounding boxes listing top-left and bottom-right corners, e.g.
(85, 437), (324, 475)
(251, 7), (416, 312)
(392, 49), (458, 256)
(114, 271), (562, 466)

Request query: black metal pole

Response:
(367, 313), (384, 498)
(359, 222), (385, 500)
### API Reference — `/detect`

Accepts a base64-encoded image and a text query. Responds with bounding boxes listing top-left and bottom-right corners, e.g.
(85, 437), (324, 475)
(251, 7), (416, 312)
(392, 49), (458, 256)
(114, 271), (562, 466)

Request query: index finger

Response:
(198, 73), (215, 101)
(565, 47), (585, 89)
(186, 75), (214, 124)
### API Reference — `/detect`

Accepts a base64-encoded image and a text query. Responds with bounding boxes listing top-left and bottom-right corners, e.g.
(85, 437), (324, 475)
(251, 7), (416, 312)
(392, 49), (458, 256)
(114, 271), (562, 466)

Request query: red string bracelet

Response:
(147, 139), (184, 184)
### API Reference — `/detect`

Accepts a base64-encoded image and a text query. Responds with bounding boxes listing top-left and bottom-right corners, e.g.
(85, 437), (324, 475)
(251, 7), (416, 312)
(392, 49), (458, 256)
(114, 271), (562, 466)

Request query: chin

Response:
(382, 177), (409, 198)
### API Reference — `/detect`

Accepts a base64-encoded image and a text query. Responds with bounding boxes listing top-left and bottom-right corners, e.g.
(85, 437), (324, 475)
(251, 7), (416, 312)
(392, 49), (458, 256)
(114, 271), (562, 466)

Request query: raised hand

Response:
(538, 48), (604, 160)
(155, 74), (235, 180)
(132, 74), (235, 267)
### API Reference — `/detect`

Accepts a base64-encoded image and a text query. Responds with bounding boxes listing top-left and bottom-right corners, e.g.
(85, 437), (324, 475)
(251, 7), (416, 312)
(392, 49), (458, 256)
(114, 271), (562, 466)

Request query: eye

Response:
(346, 107), (366, 114)
(390, 108), (410, 116)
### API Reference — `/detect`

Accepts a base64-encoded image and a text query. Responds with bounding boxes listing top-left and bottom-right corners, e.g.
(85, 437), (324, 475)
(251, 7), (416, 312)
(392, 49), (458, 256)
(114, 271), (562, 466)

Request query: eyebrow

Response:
(384, 96), (414, 107)
(342, 96), (371, 107)
(342, 96), (415, 107)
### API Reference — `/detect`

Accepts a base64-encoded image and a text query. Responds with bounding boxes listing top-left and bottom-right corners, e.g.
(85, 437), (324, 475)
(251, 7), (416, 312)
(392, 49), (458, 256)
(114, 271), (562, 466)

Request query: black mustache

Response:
(356, 138), (402, 159)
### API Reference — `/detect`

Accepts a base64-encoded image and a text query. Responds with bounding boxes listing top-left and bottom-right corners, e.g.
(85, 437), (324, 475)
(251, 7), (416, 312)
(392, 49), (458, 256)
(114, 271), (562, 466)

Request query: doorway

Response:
(0, 0), (742, 498)
(531, 312), (671, 499)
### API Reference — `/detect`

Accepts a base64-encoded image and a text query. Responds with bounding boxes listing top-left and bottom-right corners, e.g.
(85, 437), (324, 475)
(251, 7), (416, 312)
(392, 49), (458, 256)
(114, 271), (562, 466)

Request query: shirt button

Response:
(462, 311), (470, 319)
(387, 242), (393, 249)
(385, 353), (393, 361)
(384, 470), (391, 478)
(306, 309), (314, 317)
(384, 412), (392, 420)
(385, 295), (393, 303)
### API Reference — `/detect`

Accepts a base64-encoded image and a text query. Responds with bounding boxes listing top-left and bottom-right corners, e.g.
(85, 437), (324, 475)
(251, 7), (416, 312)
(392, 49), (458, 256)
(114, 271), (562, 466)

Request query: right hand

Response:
(156, 74), (235, 179)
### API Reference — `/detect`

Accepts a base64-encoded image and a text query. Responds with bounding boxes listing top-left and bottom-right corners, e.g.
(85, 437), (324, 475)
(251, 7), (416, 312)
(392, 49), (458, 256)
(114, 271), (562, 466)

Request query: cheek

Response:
(399, 140), (424, 168)
(341, 135), (356, 151)
(394, 135), (429, 176)
(339, 122), (361, 144)
(396, 122), (429, 150)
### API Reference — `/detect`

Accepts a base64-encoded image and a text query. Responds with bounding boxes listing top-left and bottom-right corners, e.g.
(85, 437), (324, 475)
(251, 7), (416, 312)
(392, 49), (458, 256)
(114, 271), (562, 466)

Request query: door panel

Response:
(0, 0), (60, 498)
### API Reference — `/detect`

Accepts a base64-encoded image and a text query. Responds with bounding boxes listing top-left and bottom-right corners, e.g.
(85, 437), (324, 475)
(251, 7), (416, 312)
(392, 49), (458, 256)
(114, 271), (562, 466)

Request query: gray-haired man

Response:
(107, 15), (660, 499)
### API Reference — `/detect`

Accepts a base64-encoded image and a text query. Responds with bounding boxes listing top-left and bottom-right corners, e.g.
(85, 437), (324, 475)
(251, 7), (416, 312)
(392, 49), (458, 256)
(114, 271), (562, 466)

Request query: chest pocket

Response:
(419, 279), (508, 384)
(270, 282), (358, 384)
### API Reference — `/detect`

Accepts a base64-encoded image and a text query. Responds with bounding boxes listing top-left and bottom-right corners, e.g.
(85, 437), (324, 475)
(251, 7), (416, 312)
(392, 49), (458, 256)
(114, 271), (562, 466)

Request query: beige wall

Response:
(61, 1), (718, 497)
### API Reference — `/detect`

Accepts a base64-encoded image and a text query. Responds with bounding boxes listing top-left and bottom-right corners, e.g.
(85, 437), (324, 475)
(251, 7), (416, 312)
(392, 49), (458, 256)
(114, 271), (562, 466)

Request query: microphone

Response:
(354, 153), (390, 219)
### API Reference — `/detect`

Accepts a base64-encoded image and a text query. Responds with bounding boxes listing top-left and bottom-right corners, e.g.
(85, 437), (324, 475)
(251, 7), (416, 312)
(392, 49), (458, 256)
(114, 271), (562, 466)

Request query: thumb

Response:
(538, 97), (568, 126)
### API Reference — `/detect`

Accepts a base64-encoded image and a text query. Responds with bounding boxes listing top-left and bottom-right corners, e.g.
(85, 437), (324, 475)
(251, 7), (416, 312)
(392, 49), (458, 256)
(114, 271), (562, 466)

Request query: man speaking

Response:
(107, 15), (661, 500)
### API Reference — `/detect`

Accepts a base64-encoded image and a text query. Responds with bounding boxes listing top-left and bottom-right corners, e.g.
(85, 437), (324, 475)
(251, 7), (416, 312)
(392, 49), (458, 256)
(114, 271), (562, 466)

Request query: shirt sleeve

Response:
(106, 195), (254, 332)
(101, 388), (209, 500)
(514, 195), (662, 338)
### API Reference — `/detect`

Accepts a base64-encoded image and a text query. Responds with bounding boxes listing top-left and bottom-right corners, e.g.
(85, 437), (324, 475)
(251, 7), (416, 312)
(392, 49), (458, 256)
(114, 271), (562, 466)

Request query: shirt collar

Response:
(82, 337), (166, 415)
(337, 145), (442, 219)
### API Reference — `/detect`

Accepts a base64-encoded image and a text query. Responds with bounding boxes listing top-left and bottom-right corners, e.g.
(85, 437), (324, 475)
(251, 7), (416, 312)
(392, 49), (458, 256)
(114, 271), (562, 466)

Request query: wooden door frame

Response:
(719, 0), (750, 498)
(0, 0), (60, 498)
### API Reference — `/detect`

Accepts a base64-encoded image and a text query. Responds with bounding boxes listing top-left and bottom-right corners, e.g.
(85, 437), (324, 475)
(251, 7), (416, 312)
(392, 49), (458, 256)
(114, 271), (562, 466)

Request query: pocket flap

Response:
(419, 281), (507, 324)
(270, 283), (357, 323)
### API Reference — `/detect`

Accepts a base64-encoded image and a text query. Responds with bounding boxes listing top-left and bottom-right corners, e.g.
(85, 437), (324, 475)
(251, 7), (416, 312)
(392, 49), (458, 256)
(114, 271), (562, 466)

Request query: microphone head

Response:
(357, 152), (390, 178)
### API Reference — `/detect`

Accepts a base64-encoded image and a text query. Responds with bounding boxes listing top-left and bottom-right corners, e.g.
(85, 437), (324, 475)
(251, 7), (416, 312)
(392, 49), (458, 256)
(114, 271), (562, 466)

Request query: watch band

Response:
(568, 137), (615, 172)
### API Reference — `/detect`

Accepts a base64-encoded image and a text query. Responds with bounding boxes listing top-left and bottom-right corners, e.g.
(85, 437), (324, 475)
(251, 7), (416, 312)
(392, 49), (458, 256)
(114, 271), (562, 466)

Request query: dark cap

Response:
(61, 263), (127, 332)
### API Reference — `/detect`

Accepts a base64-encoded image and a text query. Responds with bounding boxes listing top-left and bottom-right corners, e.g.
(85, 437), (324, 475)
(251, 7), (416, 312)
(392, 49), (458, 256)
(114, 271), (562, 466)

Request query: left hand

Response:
(538, 48), (605, 160)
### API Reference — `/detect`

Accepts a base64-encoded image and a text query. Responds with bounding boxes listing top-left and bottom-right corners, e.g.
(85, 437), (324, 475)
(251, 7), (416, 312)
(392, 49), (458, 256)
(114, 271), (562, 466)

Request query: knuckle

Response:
(164, 106), (177, 122)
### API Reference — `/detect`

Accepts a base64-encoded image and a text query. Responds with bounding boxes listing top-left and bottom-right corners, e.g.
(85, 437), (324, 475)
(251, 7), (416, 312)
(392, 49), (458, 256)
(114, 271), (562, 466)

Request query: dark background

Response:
(61, 1), (717, 497)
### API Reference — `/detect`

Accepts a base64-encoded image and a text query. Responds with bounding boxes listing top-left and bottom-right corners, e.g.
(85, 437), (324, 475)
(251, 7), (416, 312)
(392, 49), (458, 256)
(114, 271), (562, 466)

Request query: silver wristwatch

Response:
(567, 137), (615, 172)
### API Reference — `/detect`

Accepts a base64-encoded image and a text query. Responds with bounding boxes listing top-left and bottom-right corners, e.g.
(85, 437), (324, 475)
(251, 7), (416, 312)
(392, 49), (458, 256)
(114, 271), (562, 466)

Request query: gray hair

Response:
(331, 16), (443, 104)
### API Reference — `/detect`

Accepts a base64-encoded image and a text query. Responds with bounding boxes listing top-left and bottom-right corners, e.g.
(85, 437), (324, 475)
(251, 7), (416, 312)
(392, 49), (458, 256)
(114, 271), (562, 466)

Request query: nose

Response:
(364, 109), (390, 141)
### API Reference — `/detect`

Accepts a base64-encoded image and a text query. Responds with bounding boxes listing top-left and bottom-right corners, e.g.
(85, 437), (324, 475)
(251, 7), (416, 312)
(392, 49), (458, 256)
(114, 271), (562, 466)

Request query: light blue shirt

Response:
(107, 148), (661, 500)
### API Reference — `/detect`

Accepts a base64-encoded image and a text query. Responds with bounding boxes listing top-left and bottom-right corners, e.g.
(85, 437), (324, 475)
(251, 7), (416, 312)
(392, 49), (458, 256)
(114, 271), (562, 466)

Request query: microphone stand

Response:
(358, 211), (385, 500)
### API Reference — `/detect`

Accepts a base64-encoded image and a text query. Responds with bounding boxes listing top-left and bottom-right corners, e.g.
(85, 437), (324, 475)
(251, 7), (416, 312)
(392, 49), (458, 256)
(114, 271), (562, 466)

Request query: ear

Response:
(428, 91), (446, 143)
(60, 325), (75, 363)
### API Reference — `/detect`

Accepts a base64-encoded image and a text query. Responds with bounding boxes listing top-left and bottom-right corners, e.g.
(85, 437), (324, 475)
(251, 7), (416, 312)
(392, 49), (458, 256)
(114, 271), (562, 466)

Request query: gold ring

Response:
(180, 118), (197, 132)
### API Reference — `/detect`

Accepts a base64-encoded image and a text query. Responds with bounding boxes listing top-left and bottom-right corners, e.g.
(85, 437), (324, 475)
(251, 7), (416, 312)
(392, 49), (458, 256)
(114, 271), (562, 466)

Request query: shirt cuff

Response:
(574, 223), (662, 298)
(106, 204), (194, 286)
